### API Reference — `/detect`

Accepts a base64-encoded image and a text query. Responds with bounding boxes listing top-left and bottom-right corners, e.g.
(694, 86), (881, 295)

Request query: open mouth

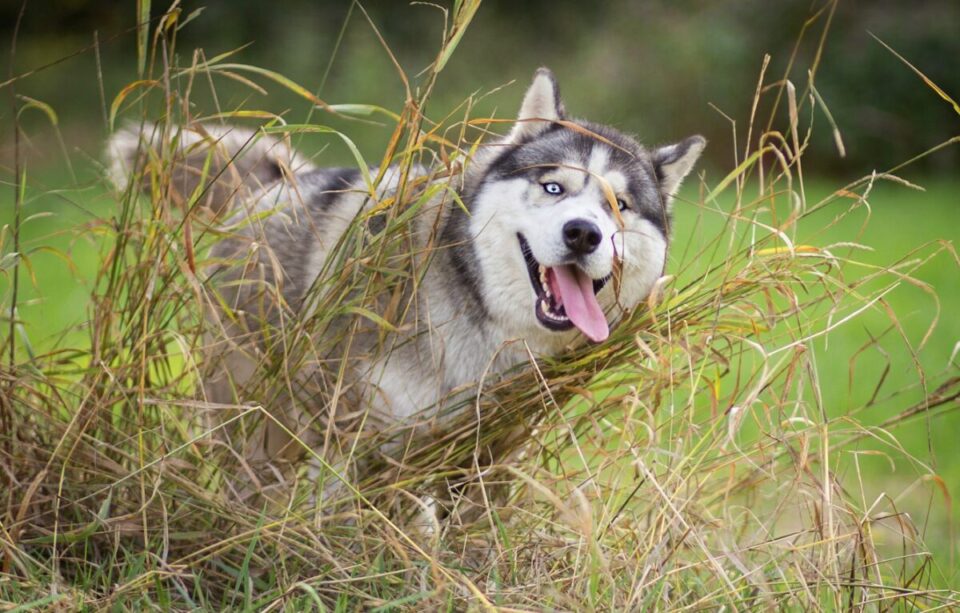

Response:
(518, 234), (611, 342)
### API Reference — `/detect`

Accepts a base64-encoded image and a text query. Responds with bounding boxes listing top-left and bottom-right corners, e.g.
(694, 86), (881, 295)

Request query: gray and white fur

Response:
(106, 68), (705, 484)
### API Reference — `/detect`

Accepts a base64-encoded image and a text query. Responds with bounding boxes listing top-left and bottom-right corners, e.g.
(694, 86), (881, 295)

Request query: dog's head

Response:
(457, 68), (704, 353)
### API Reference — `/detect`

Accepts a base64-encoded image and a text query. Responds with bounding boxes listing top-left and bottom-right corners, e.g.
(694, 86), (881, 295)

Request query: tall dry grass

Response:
(2, 1), (959, 609)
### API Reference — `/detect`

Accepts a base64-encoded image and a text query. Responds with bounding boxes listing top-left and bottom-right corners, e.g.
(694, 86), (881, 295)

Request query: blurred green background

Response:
(2, 1), (959, 173)
(1, 0), (958, 584)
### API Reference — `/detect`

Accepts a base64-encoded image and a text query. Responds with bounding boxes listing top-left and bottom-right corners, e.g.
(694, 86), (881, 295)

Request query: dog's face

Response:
(465, 69), (704, 354)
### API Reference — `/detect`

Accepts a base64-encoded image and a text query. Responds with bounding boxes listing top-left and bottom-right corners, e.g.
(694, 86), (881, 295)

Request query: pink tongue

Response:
(551, 265), (610, 342)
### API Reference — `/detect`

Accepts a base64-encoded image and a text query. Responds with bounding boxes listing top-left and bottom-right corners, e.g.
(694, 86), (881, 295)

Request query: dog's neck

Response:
(367, 249), (531, 424)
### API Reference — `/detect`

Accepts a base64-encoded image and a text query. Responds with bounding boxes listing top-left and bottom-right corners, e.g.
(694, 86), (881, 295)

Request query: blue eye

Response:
(617, 198), (629, 211)
(542, 182), (564, 195)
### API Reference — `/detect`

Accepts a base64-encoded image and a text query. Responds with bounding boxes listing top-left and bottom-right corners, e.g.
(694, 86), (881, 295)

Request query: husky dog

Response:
(108, 69), (704, 491)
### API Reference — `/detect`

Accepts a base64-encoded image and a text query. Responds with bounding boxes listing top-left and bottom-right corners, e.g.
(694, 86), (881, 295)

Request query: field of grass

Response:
(3, 163), (958, 602)
(2, 2), (958, 608)
(676, 178), (960, 582)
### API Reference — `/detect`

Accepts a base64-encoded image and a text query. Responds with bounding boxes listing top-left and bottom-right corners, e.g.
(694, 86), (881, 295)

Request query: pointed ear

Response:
(653, 135), (706, 202)
(507, 67), (566, 143)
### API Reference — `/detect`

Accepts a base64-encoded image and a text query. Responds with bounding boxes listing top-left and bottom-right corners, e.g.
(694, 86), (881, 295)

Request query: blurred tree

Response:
(1, 0), (957, 175)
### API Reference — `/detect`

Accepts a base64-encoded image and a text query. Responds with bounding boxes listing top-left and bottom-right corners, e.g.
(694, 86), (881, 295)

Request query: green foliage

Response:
(2, 0), (959, 174)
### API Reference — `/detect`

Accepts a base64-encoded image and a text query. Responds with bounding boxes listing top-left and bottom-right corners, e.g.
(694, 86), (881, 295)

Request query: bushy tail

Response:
(105, 122), (312, 215)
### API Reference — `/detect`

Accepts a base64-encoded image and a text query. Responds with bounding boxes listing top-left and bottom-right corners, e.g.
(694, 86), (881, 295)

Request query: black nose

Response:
(563, 219), (602, 255)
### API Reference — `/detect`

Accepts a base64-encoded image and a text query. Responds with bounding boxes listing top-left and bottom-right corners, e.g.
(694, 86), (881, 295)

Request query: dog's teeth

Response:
(539, 265), (547, 288)
(539, 300), (569, 322)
